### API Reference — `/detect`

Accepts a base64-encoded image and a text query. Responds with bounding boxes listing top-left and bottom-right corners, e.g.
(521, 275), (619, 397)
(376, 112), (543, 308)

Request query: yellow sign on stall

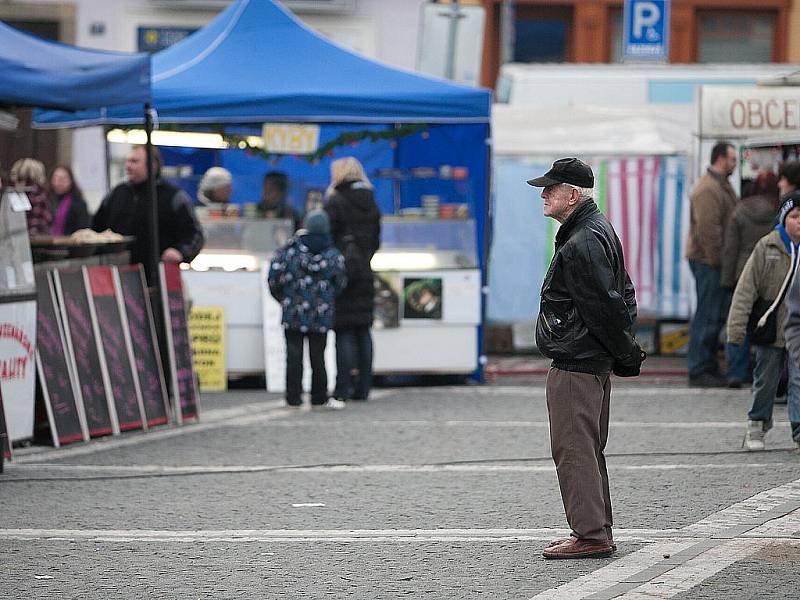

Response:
(188, 306), (226, 391)
(262, 123), (320, 155)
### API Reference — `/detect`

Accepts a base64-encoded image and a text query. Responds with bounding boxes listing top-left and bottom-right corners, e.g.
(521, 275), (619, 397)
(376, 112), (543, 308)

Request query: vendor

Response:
(197, 166), (233, 206)
(258, 171), (301, 230)
(93, 145), (204, 279)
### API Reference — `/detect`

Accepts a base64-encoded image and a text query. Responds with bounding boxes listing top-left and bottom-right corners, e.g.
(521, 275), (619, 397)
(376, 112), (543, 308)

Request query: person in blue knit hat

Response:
(728, 190), (800, 451)
(268, 209), (347, 409)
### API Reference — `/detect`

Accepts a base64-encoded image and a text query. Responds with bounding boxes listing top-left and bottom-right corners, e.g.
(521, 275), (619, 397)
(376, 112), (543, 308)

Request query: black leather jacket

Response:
(536, 200), (639, 374)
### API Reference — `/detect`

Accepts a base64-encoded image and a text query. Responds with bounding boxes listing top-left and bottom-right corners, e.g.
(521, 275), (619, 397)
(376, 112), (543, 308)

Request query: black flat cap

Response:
(527, 157), (594, 188)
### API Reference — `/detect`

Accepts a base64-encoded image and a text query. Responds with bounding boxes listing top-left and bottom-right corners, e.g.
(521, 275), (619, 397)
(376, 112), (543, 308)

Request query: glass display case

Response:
(371, 218), (478, 271)
(189, 217), (293, 271)
(0, 190), (35, 299)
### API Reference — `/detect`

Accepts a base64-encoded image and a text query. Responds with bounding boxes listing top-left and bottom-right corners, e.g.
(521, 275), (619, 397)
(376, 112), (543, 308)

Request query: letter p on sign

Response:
(624, 0), (669, 61)
(633, 2), (660, 39)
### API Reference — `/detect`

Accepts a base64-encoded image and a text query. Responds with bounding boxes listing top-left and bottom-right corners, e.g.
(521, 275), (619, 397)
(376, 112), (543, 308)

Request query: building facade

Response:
(479, 0), (796, 88)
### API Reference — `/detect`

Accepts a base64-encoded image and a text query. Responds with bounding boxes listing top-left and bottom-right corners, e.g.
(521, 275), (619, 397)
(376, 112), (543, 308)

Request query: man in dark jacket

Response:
(530, 158), (645, 560)
(93, 145), (204, 283)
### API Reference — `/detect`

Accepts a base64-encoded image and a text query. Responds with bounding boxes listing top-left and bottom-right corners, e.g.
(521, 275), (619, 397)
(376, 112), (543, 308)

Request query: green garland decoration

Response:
(224, 123), (428, 164)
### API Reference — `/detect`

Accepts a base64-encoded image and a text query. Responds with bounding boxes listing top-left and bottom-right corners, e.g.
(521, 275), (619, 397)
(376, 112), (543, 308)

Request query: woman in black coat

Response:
(325, 157), (381, 401)
(49, 165), (90, 236)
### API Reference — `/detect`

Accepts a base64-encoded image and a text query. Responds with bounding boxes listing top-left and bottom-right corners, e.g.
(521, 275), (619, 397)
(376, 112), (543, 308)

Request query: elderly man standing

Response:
(529, 158), (645, 559)
(686, 141), (739, 387)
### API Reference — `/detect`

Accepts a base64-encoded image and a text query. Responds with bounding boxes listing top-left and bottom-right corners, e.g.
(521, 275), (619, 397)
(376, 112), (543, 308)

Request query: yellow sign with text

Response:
(262, 123), (320, 155)
(188, 306), (226, 391)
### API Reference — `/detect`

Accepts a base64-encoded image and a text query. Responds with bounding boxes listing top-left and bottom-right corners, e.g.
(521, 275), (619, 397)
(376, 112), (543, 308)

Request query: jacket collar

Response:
(706, 167), (729, 183)
(555, 199), (599, 246)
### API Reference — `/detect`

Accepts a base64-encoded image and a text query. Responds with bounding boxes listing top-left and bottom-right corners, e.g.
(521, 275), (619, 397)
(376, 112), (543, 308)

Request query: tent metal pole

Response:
(144, 104), (160, 287)
(143, 104), (171, 404)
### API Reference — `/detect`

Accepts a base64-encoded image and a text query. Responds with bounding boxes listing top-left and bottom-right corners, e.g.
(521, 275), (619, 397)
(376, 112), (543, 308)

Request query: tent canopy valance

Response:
(0, 20), (150, 111)
(35, 0), (490, 127)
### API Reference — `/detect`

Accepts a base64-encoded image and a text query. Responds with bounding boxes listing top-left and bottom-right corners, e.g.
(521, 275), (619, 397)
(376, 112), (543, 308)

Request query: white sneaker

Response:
(743, 420), (766, 451)
(324, 398), (346, 410)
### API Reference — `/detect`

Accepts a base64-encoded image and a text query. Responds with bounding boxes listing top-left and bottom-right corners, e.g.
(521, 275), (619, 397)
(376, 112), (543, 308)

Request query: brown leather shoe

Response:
(542, 538), (614, 559)
(546, 537), (617, 552)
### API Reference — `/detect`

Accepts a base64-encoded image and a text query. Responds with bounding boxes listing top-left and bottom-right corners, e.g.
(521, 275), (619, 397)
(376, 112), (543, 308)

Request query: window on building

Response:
(697, 11), (776, 63)
(513, 6), (573, 63)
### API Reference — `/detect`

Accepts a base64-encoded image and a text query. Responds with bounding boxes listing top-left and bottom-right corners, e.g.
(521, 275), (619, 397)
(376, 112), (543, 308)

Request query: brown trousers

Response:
(546, 367), (612, 542)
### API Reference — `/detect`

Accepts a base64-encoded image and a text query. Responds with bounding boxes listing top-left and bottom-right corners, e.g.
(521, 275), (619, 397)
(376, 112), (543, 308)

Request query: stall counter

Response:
(184, 216), (482, 382)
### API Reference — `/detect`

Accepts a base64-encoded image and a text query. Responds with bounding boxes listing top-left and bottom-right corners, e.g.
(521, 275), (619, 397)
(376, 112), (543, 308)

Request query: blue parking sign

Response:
(623, 0), (670, 62)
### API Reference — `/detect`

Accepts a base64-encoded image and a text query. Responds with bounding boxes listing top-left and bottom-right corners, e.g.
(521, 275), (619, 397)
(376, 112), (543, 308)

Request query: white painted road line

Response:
(683, 478), (800, 536)
(225, 419), (793, 429)
(470, 386), (750, 398)
(742, 506), (800, 538)
(529, 477), (800, 600)
(619, 538), (777, 599)
(529, 542), (699, 600)
(8, 462), (798, 477)
(0, 527), (686, 544)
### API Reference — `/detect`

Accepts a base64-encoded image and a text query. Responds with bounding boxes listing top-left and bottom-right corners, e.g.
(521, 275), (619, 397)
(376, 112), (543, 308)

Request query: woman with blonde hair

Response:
(324, 157), (381, 401)
(10, 158), (52, 236)
(325, 157), (373, 198)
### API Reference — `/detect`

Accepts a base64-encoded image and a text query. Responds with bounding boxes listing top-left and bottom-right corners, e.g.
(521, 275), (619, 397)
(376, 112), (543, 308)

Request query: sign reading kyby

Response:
(623, 0), (670, 62)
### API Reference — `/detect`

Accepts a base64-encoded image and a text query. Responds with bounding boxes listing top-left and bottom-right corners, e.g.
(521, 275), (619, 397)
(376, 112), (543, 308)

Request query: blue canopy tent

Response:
(0, 20), (150, 110)
(0, 22), (150, 447)
(35, 0), (492, 378)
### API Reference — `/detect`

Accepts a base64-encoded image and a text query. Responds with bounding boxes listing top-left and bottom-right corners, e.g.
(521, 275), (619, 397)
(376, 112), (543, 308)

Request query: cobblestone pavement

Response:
(2, 379), (800, 599)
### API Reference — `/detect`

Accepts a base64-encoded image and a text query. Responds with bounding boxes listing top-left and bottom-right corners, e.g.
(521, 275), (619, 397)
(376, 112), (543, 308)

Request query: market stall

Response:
(37, 0), (491, 384)
(697, 85), (800, 193)
(489, 104), (696, 352)
(0, 21), (150, 444)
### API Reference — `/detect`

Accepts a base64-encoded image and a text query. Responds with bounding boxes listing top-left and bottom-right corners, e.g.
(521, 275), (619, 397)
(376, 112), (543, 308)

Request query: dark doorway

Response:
(0, 20), (60, 182)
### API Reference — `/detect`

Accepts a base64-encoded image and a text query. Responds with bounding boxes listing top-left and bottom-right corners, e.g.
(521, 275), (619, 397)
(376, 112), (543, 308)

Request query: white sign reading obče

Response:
(700, 86), (800, 138)
(262, 123), (320, 155)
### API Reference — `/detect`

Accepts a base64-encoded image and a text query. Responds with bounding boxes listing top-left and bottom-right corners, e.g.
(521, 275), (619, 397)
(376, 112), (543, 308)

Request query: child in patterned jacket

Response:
(268, 209), (347, 408)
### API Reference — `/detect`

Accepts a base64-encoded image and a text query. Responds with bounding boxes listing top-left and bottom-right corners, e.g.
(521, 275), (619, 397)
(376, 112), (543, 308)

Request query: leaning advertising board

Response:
(35, 271), (88, 446)
(160, 263), (199, 423)
(117, 265), (170, 427)
(53, 269), (118, 437)
(86, 266), (146, 432)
